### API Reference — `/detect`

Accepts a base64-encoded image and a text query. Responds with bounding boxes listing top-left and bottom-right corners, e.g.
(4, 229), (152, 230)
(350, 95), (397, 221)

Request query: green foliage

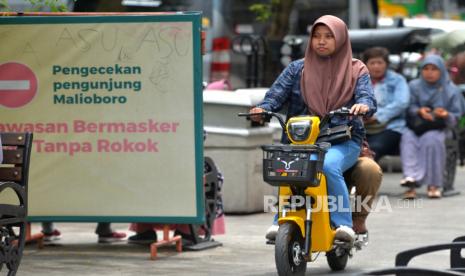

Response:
(1, 0), (71, 12)
(249, 0), (281, 22)
(0, 0), (8, 10)
(249, 4), (271, 22)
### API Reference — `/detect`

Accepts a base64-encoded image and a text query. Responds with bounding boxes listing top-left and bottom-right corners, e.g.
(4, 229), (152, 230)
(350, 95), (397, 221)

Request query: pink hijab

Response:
(301, 15), (368, 117)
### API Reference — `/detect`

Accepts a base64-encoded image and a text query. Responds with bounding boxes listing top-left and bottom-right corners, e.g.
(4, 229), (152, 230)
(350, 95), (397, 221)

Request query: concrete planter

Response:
(203, 89), (277, 213)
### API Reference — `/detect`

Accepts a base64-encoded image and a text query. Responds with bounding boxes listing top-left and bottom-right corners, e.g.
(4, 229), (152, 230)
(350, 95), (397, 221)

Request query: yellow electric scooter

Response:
(239, 107), (364, 275)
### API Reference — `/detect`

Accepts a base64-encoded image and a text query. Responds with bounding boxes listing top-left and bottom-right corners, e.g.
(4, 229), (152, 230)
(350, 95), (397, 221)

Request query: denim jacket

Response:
(372, 69), (410, 133)
(257, 59), (377, 145)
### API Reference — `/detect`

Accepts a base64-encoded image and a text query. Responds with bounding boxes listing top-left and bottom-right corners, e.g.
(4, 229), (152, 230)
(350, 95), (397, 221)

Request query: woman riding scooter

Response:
(250, 15), (377, 243)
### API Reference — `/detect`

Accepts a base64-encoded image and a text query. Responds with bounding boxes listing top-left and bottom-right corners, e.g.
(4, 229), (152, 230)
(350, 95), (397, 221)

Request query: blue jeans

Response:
(272, 139), (360, 228)
(324, 140), (360, 228)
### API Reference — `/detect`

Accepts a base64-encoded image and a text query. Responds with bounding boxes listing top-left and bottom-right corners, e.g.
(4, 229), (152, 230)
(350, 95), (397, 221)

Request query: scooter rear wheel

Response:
(275, 222), (307, 276)
(326, 247), (349, 271)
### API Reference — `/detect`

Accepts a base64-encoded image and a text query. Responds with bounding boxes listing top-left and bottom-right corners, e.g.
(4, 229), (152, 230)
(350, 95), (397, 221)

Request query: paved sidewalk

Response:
(16, 166), (465, 275)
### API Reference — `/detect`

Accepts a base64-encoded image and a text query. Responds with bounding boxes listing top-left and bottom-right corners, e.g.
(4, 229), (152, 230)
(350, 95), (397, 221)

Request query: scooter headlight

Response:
(288, 121), (311, 142)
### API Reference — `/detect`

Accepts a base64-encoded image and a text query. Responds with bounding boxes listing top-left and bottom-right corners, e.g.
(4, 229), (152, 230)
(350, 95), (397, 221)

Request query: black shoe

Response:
(400, 177), (420, 188)
(174, 230), (193, 240)
(128, 230), (157, 245)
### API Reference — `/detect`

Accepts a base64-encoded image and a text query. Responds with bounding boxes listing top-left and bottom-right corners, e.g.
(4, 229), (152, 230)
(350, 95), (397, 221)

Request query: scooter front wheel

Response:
(275, 222), (307, 276)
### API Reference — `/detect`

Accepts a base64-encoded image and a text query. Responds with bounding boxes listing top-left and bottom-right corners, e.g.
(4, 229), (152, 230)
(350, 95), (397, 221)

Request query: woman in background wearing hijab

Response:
(401, 55), (464, 199)
(250, 15), (376, 243)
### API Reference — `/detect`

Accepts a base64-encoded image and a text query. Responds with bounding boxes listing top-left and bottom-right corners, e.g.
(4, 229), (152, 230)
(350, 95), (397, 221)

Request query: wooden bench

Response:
(0, 132), (34, 275)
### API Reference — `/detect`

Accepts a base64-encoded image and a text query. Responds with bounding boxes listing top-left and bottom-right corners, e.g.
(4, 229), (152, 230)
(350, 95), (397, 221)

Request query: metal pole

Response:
(443, 0), (451, 19)
(349, 0), (360, 29)
(212, 0), (225, 38)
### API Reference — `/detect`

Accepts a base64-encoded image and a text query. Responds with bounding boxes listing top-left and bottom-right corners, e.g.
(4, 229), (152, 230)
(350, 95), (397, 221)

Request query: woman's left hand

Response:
(350, 104), (369, 115)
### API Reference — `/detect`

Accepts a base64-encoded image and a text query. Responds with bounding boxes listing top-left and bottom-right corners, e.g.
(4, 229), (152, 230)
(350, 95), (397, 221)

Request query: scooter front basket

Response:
(261, 144), (327, 188)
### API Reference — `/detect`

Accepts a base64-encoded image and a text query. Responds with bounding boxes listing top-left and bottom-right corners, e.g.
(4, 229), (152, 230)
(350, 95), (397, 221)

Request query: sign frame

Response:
(0, 12), (205, 224)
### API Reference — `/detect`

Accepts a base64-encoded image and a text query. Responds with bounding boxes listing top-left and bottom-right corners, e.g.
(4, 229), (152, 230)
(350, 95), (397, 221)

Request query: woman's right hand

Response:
(418, 107), (434, 121)
(433, 107), (449, 119)
(249, 107), (265, 123)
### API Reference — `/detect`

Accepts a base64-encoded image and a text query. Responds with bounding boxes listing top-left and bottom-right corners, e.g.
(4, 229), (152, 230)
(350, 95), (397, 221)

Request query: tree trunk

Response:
(73, 0), (126, 12)
(263, 0), (296, 86)
(268, 0), (296, 40)
(95, 1), (126, 12)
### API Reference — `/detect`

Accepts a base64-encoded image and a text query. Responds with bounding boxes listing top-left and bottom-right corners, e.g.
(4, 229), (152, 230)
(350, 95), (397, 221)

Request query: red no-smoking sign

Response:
(0, 62), (38, 108)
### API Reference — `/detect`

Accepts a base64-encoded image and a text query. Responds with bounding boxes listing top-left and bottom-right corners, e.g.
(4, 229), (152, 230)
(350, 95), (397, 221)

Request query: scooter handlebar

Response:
(329, 107), (351, 116)
(321, 107), (366, 128)
(329, 106), (366, 116)
(237, 111), (286, 129)
(238, 107), (364, 130)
